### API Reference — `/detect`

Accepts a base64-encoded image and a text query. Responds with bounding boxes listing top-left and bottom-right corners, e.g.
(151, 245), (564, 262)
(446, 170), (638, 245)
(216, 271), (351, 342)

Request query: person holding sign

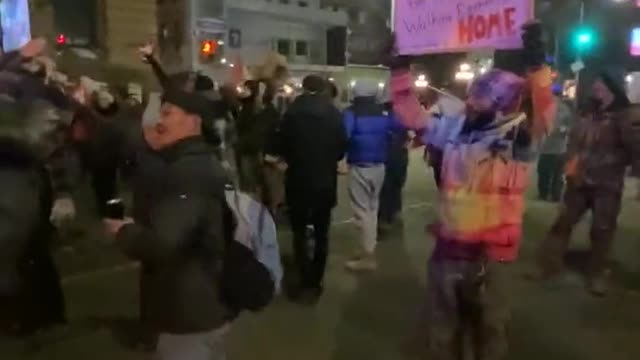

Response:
(389, 21), (554, 359)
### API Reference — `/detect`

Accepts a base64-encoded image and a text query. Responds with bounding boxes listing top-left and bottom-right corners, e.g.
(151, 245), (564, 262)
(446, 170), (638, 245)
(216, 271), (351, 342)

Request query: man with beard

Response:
(535, 68), (640, 296)
(390, 22), (555, 358)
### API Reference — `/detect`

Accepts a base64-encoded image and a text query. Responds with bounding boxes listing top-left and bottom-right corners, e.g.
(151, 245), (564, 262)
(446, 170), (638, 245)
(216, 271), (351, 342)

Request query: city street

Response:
(2, 151), (640, 360)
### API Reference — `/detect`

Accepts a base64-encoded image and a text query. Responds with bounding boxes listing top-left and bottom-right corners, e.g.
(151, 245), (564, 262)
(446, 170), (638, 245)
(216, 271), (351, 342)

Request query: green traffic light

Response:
(577, 33), (592, 44)
(573, 26), (596, 51)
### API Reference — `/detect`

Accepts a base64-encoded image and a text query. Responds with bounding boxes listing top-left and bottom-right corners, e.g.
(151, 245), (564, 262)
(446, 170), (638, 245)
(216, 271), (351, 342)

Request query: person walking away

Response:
(378, 101), (410, 232)
(343, 79), (401, 271)
(390, 22), (556, 359)
(104, 88), (235, 360)
(537, 88), (573, 202)
(535, 68), (640, 296)
(278, 75), (347, 300)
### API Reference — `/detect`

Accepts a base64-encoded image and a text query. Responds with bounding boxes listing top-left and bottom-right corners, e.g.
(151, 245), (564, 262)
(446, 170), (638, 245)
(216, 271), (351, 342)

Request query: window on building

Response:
(298, 1), (308, 7)
(277, 39), (291, 56)
(295, 40), (309, 56)
(358, 11), (367, 25)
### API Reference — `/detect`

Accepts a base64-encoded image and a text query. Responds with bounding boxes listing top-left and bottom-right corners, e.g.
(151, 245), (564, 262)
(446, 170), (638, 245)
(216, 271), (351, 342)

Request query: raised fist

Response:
(139, 42), (155, 63)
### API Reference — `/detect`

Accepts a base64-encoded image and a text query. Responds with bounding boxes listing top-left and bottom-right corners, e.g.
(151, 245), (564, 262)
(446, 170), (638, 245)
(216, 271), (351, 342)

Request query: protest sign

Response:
(394, 0), (534, 55)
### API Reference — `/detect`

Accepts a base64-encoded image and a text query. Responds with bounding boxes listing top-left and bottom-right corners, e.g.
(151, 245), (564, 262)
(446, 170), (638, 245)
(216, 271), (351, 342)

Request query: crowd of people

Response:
(1, 19), (640, 360)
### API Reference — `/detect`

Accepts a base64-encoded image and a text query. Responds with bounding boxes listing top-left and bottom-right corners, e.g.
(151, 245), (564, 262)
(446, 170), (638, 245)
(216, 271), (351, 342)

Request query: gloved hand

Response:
(50, 197), (76, 225)
(521, 21), (546, 69)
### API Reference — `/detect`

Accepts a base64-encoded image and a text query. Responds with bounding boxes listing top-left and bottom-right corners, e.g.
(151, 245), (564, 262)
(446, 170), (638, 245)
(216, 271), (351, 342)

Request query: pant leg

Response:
(425, 258), (464, 360)
(470, 262), (512, 360)
(349, 166), (385, 254)
(378, 167), (394, 224)
(549, 154), (565, 202)
(288, 196), (311, 286)
(309, 197), (333, 288)
(379, 151), (409, 223)
(91, 164), (118, 216)
(588, 188), (623, 278)
(156, 326), (228, 360)
(538, 181), (590, 274)
(238, 154), (261, 194)
(263, 165), (285, 214)
(537, 154), (552, 199)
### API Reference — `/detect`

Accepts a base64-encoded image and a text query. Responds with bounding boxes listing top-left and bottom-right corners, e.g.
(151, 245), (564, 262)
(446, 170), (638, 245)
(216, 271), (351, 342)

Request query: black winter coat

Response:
(116, 136), (234, 334)
(279, 93), (347, 205)
(0, 138), (65, 335)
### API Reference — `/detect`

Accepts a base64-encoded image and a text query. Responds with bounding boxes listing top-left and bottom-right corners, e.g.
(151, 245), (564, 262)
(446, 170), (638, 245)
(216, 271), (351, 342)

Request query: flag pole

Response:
(391, 0), (395, 30)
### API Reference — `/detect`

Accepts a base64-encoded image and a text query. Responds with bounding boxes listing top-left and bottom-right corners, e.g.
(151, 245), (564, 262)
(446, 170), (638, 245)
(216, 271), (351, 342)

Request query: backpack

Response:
(219, 184), (283, 312)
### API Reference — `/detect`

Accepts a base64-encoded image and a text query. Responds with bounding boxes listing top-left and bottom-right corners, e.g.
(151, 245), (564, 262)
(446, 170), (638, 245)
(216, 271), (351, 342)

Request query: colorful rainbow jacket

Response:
(391, 67), (555, 261)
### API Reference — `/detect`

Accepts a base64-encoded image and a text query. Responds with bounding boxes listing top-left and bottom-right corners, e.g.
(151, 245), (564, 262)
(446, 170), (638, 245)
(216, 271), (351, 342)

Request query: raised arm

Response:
(139, 43), (170, 89)
(522, 21), (556, 142)
(527, 65), (556, 142)
(390, 70), (431, 131)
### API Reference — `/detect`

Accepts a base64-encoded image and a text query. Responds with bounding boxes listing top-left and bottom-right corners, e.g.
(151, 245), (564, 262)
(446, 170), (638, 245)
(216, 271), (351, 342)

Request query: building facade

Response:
(154, 0), (349, 81)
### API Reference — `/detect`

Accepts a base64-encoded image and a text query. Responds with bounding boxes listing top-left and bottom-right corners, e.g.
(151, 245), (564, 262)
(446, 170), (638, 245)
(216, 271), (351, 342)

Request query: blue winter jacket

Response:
(344, 97), (402, 165)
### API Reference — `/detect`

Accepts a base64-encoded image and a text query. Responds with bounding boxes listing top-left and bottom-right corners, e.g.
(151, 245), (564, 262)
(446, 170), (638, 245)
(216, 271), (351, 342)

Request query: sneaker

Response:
(587, 275), (609, 297)
(345, 256), (378, 272)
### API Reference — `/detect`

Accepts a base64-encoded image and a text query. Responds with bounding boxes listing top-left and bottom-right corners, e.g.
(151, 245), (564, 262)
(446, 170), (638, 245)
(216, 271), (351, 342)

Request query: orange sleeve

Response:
(527, 66), (556, 141)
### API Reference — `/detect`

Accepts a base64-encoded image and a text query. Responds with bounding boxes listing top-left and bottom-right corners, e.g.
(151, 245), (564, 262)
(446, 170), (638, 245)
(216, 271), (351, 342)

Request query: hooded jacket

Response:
(564, 70), (640, 190)
(391, 67), (555, 262)
(344, 96), (402, 165)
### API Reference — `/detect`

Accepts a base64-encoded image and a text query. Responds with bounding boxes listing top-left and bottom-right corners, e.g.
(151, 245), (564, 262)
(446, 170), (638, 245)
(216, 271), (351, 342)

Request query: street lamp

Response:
(455, 63), (475, 82)
(414, 74), (429, 88)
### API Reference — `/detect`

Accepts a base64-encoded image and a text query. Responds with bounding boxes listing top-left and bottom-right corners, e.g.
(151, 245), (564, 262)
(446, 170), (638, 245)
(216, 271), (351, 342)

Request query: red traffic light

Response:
(200, 40), (217, 55)
(56, 34), (67, 45)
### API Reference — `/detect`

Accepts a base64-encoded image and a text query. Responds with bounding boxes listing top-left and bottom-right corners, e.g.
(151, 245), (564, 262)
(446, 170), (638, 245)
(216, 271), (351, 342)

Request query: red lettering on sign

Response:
(459, 16), (473, 43)
(474, 15), (487, 39)
(458, 7), (518, 44)
(504, 7), (516, 35)
(488, 13), (503, 38)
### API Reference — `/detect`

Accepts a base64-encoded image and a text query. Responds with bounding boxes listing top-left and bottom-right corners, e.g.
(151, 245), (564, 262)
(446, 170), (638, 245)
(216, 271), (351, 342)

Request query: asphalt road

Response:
(2, 151), (640, 360)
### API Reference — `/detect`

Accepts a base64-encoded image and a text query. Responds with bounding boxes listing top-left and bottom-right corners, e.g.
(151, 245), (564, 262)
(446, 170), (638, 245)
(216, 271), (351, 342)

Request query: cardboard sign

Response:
(394, 0), (534, 55)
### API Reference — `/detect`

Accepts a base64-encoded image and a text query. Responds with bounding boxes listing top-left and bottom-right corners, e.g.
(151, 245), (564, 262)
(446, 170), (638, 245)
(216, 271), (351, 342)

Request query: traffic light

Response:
(200, 40), (217, 56)
(56, 34), (67, 45)
(572, 26), (596, 52)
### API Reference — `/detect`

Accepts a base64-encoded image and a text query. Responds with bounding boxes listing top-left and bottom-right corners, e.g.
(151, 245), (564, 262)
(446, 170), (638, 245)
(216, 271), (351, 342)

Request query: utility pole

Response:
(575, 0), (586, 100)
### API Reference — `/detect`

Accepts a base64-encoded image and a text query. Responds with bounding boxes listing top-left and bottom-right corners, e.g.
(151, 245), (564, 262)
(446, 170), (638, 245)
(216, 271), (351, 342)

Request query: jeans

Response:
(155, 325), (228, 360)
(537, 153), (565, 201)
(349, 165), (386, 253)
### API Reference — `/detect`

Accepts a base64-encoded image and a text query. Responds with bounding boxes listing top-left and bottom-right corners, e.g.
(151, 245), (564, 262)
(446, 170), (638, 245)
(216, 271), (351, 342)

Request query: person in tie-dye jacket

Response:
(391, 22), (555, 359)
